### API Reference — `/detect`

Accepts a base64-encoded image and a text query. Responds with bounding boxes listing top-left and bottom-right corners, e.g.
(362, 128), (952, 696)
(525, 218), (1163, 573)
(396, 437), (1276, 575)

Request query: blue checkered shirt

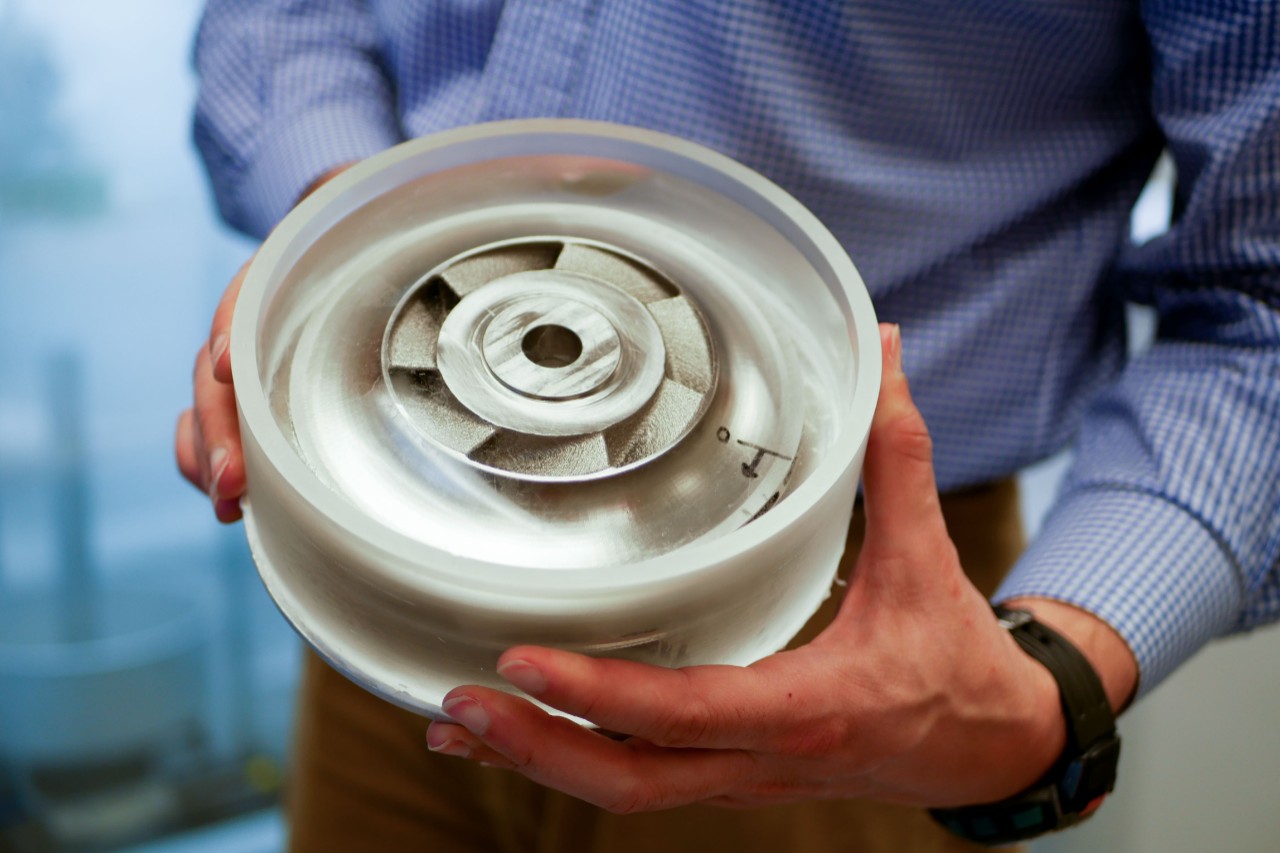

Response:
(193, 0), (1280, 698)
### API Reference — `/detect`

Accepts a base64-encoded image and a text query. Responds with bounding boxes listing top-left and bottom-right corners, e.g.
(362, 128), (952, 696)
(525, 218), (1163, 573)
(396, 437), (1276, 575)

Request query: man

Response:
(176, 2), (1280, 850)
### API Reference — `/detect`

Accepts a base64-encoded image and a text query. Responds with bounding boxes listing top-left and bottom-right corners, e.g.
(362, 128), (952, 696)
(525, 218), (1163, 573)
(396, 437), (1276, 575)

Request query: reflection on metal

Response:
(232, 120), (881, 719)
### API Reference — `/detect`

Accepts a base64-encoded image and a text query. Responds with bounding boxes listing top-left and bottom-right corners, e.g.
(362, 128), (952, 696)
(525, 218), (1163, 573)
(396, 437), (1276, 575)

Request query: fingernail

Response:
(210, 333), (229, 367)
(889, 324), (903, 374)
(209, 446), (229, 499)
(442, 695), (491, 736)
(497, 659), (548, 696)
(879, 324), (896, 358)
(426, 734), (472, 758)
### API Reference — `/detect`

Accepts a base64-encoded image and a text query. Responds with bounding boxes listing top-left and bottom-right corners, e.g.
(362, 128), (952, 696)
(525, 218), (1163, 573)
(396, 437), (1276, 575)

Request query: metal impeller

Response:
(383, 238), (717, 481)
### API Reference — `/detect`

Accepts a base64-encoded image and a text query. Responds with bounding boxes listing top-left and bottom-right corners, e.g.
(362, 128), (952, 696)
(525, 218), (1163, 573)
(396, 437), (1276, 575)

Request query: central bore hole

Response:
(521, 324), (583, 368)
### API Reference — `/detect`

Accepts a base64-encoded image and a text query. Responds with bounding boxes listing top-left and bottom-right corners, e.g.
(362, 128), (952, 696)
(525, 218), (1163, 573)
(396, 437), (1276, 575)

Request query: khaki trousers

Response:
(289, 480), (1026, 852)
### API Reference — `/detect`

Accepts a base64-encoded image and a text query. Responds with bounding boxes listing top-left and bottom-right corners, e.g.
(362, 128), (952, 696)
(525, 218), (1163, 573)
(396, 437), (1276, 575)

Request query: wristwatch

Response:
(929, 605), (1121, 845)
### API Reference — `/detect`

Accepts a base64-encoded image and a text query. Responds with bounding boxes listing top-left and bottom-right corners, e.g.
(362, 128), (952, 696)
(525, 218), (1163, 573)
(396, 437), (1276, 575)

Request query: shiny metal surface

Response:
(387, 236), (717, 481)
(481, 298), (622, 400)
(439, 271), (652, 429)
(232, 120), (880, 718)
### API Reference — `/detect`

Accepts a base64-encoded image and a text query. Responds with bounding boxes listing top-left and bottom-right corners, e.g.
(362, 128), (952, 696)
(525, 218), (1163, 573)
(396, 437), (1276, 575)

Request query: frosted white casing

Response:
(232, 120), (880, 719)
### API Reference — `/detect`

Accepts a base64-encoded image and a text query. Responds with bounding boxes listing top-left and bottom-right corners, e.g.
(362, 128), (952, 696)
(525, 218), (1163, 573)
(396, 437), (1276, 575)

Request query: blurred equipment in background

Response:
(0, 355), (284, 852)
(0, 2), (300, 849)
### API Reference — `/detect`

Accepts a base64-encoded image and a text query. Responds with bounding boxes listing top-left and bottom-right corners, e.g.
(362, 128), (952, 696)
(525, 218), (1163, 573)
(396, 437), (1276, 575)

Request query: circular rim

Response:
(231, 119), (881, 604)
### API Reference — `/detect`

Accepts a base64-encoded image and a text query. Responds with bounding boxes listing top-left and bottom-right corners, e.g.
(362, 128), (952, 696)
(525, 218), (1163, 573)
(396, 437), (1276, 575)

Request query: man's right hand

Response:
(175, 163), (355, 522)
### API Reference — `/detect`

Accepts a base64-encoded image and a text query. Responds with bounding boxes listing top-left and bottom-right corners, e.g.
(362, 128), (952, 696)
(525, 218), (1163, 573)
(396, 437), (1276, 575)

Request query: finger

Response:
(192, 407), (212, 492)
(438, 686), (758, 814)
(175, 409), (203, 490)
(208, 260), (250, 384)
(193, 347), (246, 503)
(494, 647), (797, 752)
(184, 387), (244, 523)
(859, 324), (950, 564)
(426, 722), (516, 768)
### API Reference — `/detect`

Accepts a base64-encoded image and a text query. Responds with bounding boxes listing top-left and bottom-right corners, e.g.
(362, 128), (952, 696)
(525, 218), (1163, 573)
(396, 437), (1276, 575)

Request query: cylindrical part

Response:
(232, 120), (880, 719)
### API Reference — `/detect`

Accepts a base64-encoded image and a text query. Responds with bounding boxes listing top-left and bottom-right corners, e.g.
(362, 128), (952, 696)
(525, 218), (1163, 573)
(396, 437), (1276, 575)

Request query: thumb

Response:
(859, 324), (949, 564)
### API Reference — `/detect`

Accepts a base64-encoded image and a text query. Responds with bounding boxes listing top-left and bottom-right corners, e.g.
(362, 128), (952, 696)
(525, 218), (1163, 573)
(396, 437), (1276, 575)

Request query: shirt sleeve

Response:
(192, 0), (404, 239)
(995, 0), (1280, 697)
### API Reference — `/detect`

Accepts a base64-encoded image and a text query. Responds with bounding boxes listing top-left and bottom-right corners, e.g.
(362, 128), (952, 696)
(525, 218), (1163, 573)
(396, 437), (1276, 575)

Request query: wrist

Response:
(986, 620), (1067, 801)
(932, 604), (1122, 843)
(988, 596), (1135, 800)
(1002, 597), (1138, 713)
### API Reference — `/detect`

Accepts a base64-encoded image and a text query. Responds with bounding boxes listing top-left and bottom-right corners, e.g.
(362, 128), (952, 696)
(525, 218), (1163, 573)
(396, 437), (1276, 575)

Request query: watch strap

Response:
(929, 605), (1121, 845)
(995, 606), (1114, 751)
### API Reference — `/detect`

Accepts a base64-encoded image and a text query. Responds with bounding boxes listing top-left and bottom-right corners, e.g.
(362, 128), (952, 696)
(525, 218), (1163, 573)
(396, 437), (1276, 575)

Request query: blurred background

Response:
(0, 2), (1276, 851)
(0, 1), (286, 850)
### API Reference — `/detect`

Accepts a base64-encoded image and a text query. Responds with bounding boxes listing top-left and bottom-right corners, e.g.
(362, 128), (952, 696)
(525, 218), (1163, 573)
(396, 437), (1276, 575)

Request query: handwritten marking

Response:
(736, 439), (793, 479)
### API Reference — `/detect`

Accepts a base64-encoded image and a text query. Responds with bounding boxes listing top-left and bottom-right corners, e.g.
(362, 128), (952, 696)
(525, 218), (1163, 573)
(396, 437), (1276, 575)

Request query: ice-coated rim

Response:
(231, 119), (881, 606)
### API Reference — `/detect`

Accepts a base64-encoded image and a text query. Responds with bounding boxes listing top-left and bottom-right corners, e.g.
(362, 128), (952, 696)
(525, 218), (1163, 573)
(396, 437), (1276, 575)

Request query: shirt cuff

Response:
(235, 100), (402, 239)
(994, 487), (1243, 699)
